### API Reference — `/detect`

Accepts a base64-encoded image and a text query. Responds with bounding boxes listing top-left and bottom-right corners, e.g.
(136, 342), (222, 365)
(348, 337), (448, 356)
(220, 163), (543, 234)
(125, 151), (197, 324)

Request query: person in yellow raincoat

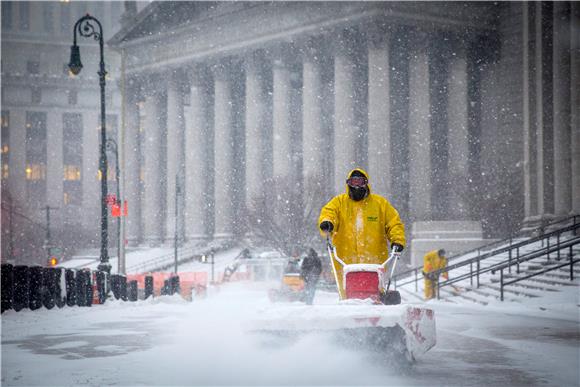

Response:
(318, 168), (406, 299)
(423, 249), (448, 299)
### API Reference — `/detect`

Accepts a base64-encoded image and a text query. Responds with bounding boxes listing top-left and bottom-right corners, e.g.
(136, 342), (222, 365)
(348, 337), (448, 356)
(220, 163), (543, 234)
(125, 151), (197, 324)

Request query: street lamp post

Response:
(106, 139), (121, 274)
(69, 14), (110, 273)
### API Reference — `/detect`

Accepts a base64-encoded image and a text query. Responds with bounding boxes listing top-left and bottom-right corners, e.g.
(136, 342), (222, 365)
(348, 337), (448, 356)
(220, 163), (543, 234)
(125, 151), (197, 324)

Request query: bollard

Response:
(144, 276), (154, 299)
(42, 267), (56, 310)
(1, 264), (14, 313)
(128, 280), (138, 301)
(28, 266), (43, 310)
(65, 269), (77, 307)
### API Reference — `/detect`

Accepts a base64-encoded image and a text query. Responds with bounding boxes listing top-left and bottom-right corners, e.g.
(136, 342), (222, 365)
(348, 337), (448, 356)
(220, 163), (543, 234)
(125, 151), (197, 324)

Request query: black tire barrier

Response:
(28, 266), (43, 311)
(170, 276), (180, 295)
(54, 268), (66, 308)
(161, 279), (170, 296)
(128, 280), (138, 301)
(85, 271), (93, 306)
(144, 276), (154, 299)
(110, 275), (120, 299)
(96, 271), (107, 304)
(76, 269), (86, 306)
(42, 267), (56, 310)
(65, 269), (77, 307)
(120, 276), (128, 301)
(13, 265), (29, 312)
(1, 264), (14, 313)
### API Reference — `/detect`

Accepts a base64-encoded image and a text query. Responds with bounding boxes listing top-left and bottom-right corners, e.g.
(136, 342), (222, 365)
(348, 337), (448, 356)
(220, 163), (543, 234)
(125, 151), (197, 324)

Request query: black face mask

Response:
(349, 186), (368, 201)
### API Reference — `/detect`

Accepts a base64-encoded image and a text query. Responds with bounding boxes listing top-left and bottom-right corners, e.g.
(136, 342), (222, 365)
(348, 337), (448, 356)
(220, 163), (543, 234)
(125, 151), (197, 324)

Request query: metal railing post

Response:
(500, 268), (504, 301)
(508, 249), (512, 274)
(516, 247), (520, 274)
(436, 280), (440, 300)
(469, 262), (473, 286)
(477, 259), (480, 288)
(570, 246), (574, 281)
(547, 235), (550, 261)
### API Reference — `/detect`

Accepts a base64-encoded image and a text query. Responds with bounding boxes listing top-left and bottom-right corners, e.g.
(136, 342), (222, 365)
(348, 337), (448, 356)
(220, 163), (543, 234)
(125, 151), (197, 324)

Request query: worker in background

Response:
(423, 249), (448, 300)
(300, 248), (322, 305)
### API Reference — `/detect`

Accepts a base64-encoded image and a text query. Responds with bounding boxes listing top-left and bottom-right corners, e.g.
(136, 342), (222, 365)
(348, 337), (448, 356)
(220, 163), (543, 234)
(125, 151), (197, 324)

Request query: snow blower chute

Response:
(249, 237), (436, 363)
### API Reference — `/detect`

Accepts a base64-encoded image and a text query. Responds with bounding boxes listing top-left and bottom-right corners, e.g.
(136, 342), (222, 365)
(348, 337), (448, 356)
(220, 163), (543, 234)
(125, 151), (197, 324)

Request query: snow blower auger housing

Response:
(251, 237), (436, 363)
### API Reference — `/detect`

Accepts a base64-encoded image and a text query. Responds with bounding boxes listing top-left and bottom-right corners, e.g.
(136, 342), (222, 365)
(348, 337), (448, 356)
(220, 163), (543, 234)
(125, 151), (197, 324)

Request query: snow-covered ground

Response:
(2, 278), (579, 386)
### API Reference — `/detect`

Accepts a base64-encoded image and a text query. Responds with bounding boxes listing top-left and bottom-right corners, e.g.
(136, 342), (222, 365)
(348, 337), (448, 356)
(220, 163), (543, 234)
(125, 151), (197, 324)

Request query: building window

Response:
(68, 90), (77, 105)
(25, 112), (47, 207)
(27, 61), (40, 74)
(2, 3), (12, 30)
(19, 2), (29, 31)
(1, 111), (9, 180)
(43, 3), (54, 33)
(31, 87), (42, 104)
(63, 113), (83, 205)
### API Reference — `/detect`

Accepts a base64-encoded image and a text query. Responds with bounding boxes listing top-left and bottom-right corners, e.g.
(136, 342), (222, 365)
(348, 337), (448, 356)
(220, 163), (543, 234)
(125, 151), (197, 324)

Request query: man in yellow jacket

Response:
(423, 249), (448, 299)
(318, 168), (406, 299)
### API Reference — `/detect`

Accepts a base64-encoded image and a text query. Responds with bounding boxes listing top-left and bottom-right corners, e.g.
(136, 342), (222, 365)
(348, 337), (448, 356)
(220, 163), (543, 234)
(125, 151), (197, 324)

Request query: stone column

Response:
(7, 109), (26, 204)
(302, 37), (326, 195)
(81, 110), (100, 232)
(523, 2), (554, 225)
(165, 71), (186, 241)
(447, 42), (470, 220)
(333, 28), (360, 192)
(124, 80), (141, 245)
(367, 24), (392, 197)
(571, 1), (580, 214)
(212, 60), (236, 239)
(46, 111), (63, 222)
(245, 50), (269, 208)
(185, 65), (211, 241)
(141, 80), (165, 246)
(272, 45), (294, 182)
(408, 32), (432, 221)
(553, 2), (572, 217)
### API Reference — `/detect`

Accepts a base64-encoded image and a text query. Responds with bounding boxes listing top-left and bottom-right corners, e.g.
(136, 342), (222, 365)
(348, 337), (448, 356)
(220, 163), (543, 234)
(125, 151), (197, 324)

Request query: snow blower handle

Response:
(326, 234), (346, 267)
(384, 248), (401, 293)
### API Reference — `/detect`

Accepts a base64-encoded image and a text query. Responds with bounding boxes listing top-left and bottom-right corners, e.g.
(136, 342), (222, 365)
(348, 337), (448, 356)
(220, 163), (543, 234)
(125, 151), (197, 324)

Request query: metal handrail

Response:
(394, 214), (579, 281)
(436, 236), (580, 291)
(497, 239), (580, 301)
(394, 217), (579, 292)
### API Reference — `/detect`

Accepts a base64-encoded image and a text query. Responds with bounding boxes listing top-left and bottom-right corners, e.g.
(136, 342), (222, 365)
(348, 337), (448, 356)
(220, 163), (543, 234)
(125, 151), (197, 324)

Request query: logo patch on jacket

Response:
(367, 216), (378, 222)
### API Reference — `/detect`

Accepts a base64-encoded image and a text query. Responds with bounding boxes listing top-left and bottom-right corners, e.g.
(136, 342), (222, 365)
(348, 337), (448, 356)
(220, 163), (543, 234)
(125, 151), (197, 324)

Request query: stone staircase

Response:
(398, 235), (580, 306)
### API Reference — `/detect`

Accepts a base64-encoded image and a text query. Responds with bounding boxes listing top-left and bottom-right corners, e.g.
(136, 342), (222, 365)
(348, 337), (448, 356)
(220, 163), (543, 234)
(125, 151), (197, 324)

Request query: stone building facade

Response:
(1, 1), (125, 263)
(114, 2), (577, 265)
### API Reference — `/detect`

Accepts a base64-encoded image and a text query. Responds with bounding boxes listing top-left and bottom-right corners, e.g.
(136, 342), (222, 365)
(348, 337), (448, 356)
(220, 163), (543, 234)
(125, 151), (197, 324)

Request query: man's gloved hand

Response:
(320, 221), (334, 233)
(391, 243), (404, 253)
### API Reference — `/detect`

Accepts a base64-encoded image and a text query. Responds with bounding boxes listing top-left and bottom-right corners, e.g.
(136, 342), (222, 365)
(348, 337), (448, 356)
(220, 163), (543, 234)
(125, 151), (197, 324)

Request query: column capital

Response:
(367, 20), (393, 49)
(243, 49), (270, 75)
(300, 35), (328, 63)
(139, 72), (168, 98)
(211, 57), (240, 81)
(271, 42), (299, 70)
(331, 26), (361, 57)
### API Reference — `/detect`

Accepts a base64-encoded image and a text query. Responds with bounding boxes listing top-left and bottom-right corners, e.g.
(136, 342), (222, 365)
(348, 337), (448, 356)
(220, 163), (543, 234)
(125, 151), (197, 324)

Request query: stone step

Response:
(439, 286), (488, 306)
(483, 283), (540, 298)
